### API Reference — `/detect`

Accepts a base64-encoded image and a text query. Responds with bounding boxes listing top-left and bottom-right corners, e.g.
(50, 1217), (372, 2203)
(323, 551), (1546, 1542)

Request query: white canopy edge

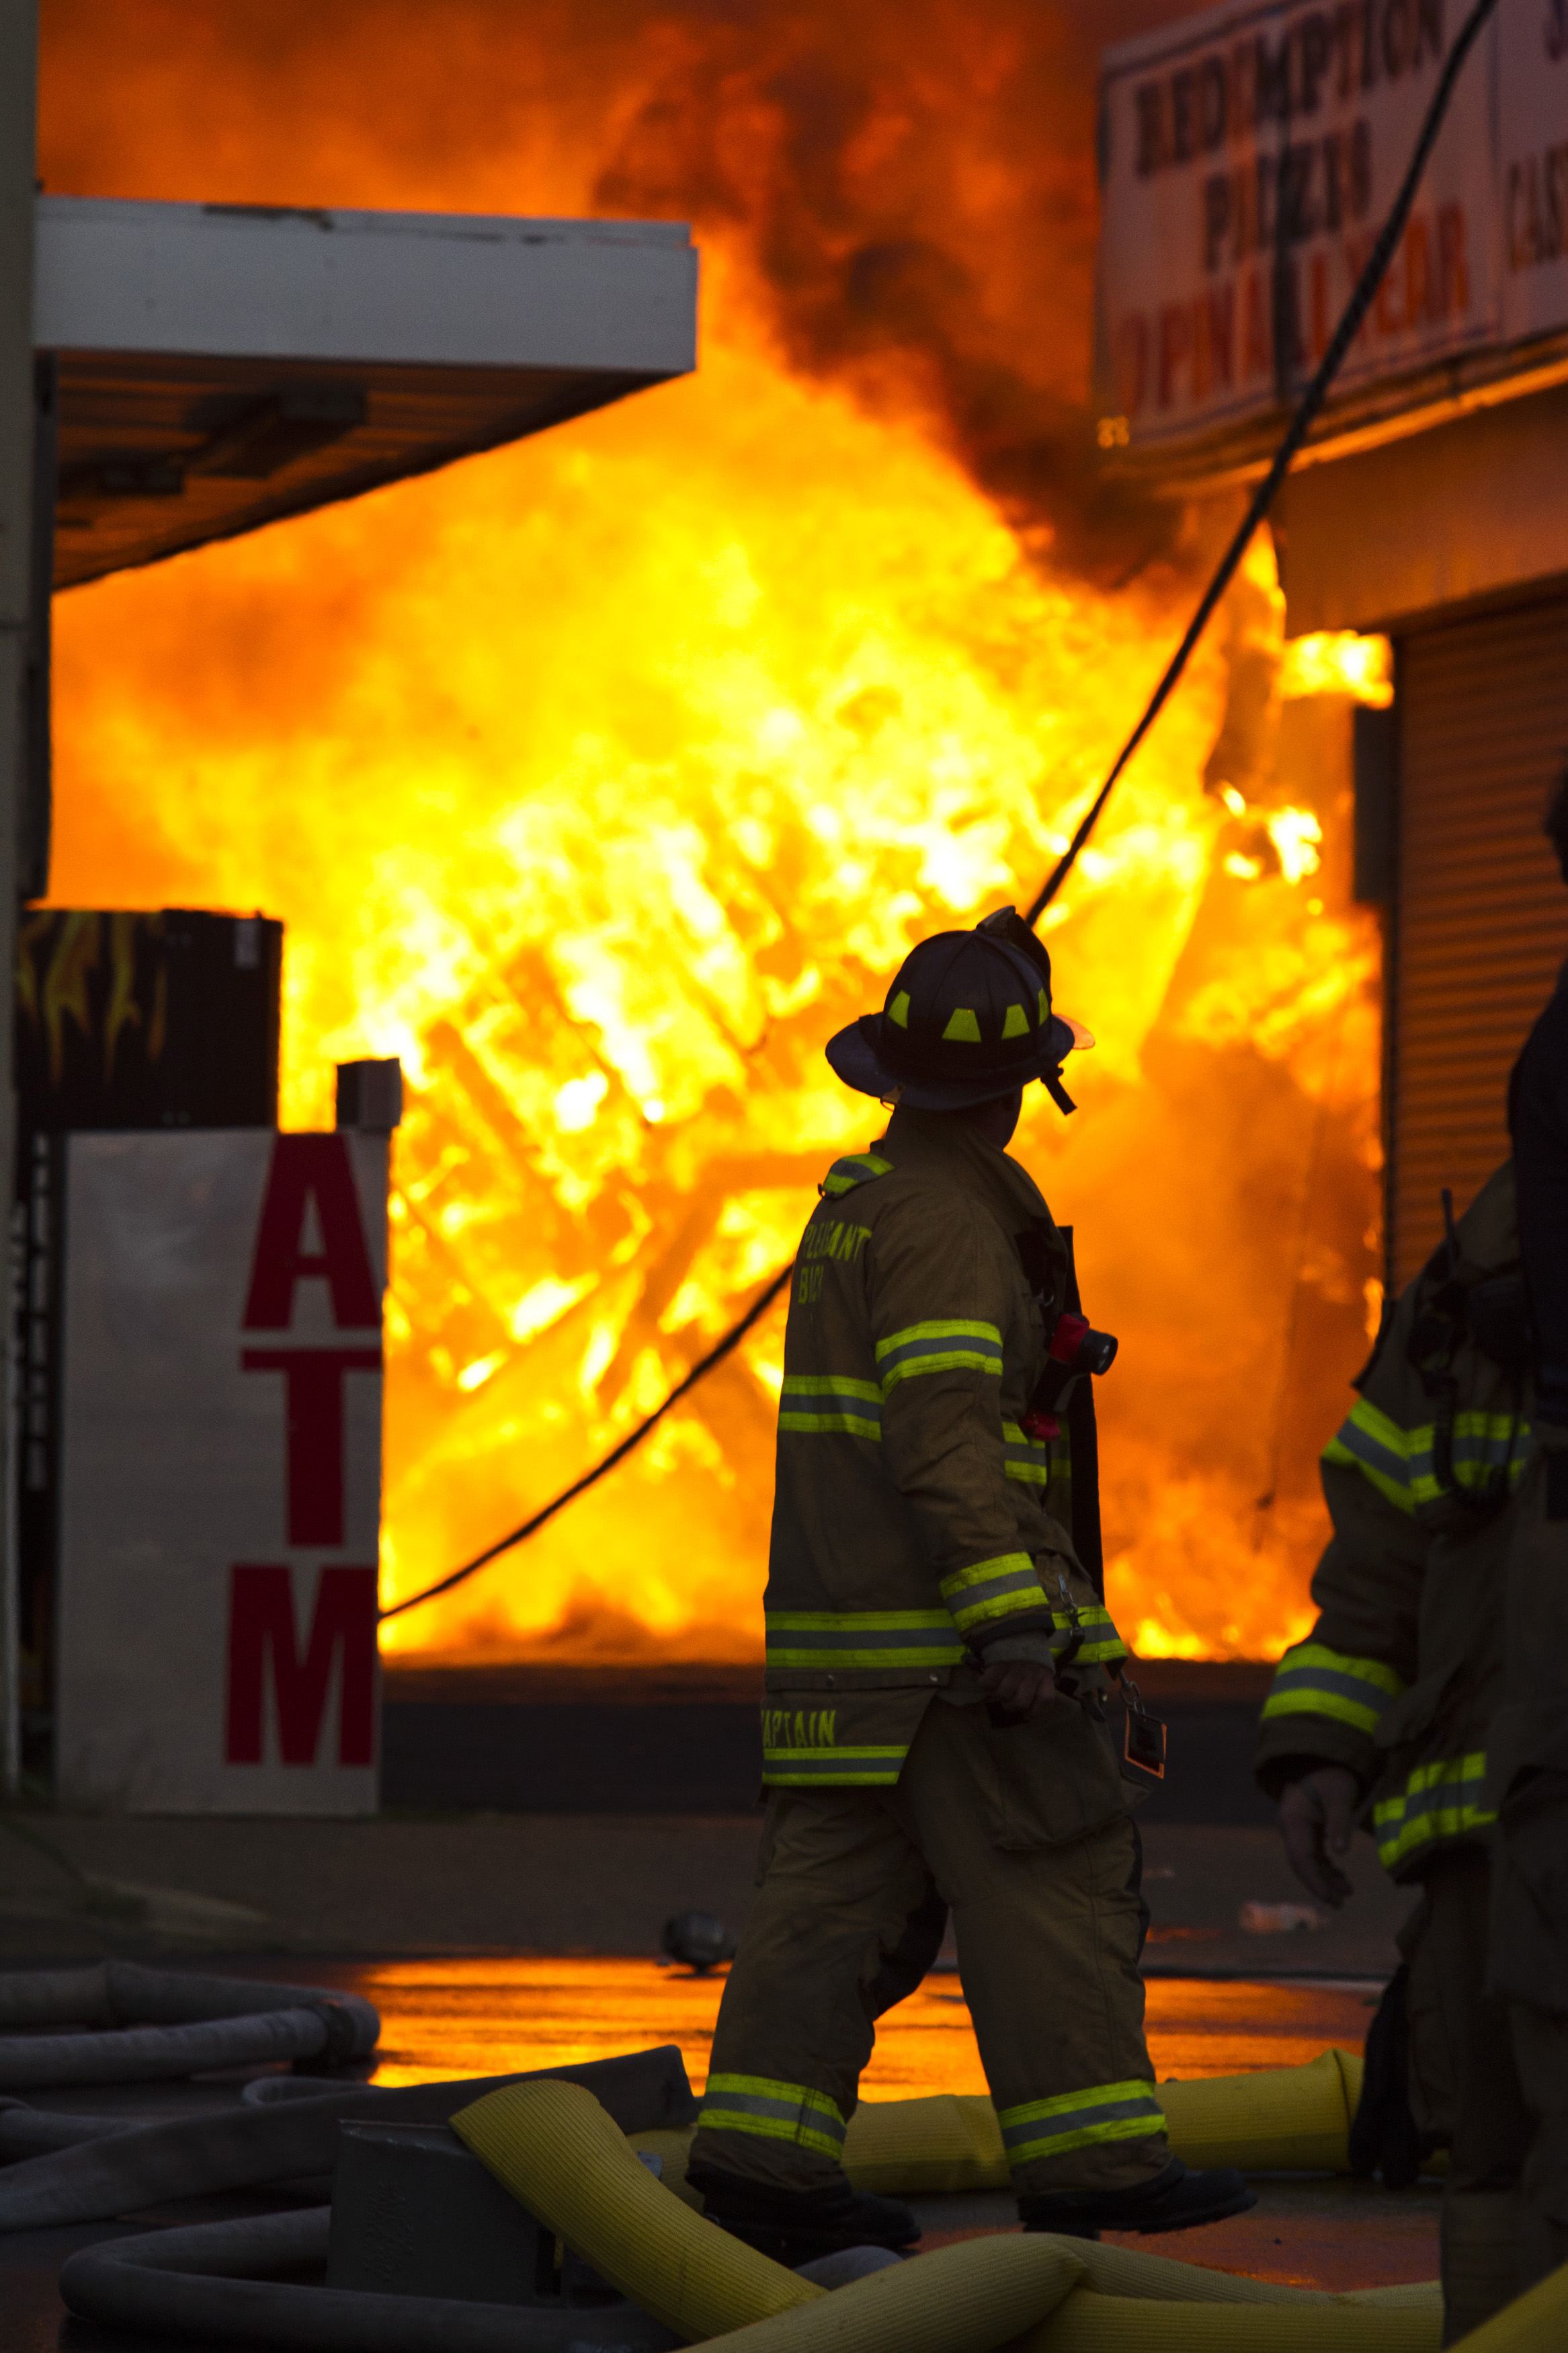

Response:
(34, 196), (698, 376)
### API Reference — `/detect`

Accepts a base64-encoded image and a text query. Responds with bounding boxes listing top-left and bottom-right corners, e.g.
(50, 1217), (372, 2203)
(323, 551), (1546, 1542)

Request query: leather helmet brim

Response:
(825, 1010), (1083, 1110)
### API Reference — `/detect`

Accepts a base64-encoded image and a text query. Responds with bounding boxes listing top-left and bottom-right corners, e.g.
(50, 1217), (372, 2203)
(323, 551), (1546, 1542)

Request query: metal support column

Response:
(0, 0), (38, 1796)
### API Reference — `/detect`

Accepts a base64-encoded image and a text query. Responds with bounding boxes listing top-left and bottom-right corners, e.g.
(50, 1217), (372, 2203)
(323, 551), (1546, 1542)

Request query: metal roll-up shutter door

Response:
(1391, 587), (1568, 1287)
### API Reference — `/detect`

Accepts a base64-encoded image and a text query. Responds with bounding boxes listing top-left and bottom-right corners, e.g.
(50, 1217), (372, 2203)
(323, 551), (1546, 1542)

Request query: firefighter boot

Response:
(688, 2161), (920, 2264)
(1019, 2157), (1255, 2240)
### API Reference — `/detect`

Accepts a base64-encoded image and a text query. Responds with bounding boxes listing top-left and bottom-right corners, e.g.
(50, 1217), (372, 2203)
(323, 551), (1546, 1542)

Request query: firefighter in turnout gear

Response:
(688, 909), (1255, 2262)
(1253, 1158), (1568, 2341)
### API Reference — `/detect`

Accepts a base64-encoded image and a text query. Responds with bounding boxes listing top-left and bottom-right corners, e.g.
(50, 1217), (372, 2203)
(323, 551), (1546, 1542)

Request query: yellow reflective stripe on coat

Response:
(939, 1554), (1045, 1634)
(1325, 1397), (1531, 1515)
(764, 1609), (965, 1671)
(761, 1745), (909, 1786)
(1051, 1603), (1127, 1664)
(696, 2073), (847, 2158)
(1002, 1420), (1052, 1486)
(758, 1702), (910, 1786)
(1262, 1640), (1406, 1737)
(819, 1154), (892, 1198)
(1408, 1411), (1530, 1507)
(779, 1374), (882, 1440)
(876, 1318), (1003, 1390)
(1323, 1396), (1413, 1512)
(997, 2079), (1167, 2165)
(1374, 1752), (1495, 1872)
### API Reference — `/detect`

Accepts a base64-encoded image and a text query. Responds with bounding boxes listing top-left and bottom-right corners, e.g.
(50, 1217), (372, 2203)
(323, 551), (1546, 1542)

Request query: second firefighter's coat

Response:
(1254, 1162), (1531, 1877)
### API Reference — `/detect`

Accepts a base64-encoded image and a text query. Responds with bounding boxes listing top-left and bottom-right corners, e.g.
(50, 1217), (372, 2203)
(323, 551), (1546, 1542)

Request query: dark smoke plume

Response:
(41, 0), (1177, 582)
(593, 0), (1178, 581)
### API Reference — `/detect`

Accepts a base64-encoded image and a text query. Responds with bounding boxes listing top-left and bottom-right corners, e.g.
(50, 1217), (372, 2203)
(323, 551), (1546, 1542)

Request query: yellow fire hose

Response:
(454, 2075), (1446, 2353)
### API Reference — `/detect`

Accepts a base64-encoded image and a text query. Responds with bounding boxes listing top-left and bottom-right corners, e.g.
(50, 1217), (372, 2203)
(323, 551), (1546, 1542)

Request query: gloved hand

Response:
(979, 1658), (1057, 1718)
(1279, 1763), (1360, 1907)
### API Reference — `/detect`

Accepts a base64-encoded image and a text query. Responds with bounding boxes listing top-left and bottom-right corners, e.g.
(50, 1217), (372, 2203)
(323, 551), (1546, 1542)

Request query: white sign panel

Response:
(54, 1130), (386, 1814)
(1499, 0), (1568, 340)
(1099, 0), (1499, 443)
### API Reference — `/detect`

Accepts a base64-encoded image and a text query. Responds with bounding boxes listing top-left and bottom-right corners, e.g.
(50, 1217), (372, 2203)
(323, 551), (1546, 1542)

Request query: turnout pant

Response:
(1403, 1841), (1568, 2345)
(689, 1696), (1169, 2196)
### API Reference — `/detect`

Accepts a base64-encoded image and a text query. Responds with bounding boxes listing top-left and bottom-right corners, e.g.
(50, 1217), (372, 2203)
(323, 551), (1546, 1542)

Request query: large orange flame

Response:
(38, 0), (1386, 1663)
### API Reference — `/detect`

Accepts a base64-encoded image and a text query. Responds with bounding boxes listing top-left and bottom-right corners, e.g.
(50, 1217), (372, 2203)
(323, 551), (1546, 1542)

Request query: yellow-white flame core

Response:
(1278, 632), (1393, 707)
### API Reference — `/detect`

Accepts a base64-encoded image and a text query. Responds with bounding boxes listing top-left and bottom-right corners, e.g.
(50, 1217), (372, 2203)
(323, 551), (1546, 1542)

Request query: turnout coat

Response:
(1253, 1164), (1532, 1880)
(762, 1105), (1125, 1791)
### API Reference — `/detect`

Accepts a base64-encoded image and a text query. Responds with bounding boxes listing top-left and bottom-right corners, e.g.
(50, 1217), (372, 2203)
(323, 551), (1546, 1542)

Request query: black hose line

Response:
(0, 2103), (141, 2157)
(0, 1958), (374, 2031)
(0, 1962), (380, 2091)
(0, 2047), (696, 2231)
(0, 2006), (357, 2090)
(58, 2207), (895, 2348)
(59, 2210), (684, 2353)
(386, 0), (1499, 1625)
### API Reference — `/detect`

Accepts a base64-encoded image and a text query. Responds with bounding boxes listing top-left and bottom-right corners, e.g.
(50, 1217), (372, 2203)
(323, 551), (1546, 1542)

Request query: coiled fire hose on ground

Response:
(0, 1960), (380, 2089)
(27, 2028), (1568, 2348)
(0, 2037), (696, 2225)
(56, 2067), (1454, 2353)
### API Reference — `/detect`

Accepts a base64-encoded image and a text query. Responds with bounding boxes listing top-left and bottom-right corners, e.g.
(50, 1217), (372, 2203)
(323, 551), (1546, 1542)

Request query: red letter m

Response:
(225, 1565), (377, 1767)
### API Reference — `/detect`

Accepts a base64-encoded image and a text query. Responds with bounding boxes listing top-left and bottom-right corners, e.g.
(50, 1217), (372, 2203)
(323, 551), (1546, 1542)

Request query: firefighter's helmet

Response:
(826, 906), (1092, 1114)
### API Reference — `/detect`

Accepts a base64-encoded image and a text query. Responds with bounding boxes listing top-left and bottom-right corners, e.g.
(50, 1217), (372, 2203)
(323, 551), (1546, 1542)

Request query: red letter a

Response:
(243, 1135), (380, 1330)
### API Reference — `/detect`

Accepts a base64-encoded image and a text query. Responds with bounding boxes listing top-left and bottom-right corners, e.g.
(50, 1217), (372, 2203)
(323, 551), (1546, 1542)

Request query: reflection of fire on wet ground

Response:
(44, 3), (1393, 1672)
(345, 1954), (1374, 2097)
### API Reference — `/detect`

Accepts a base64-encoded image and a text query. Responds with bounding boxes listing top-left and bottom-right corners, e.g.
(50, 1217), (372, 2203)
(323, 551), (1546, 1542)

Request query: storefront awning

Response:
(35, 196), (698, 589)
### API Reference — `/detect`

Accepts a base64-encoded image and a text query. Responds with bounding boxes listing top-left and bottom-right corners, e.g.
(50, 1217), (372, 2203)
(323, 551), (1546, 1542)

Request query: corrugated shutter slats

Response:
(1393, 592), (1568, 1285)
